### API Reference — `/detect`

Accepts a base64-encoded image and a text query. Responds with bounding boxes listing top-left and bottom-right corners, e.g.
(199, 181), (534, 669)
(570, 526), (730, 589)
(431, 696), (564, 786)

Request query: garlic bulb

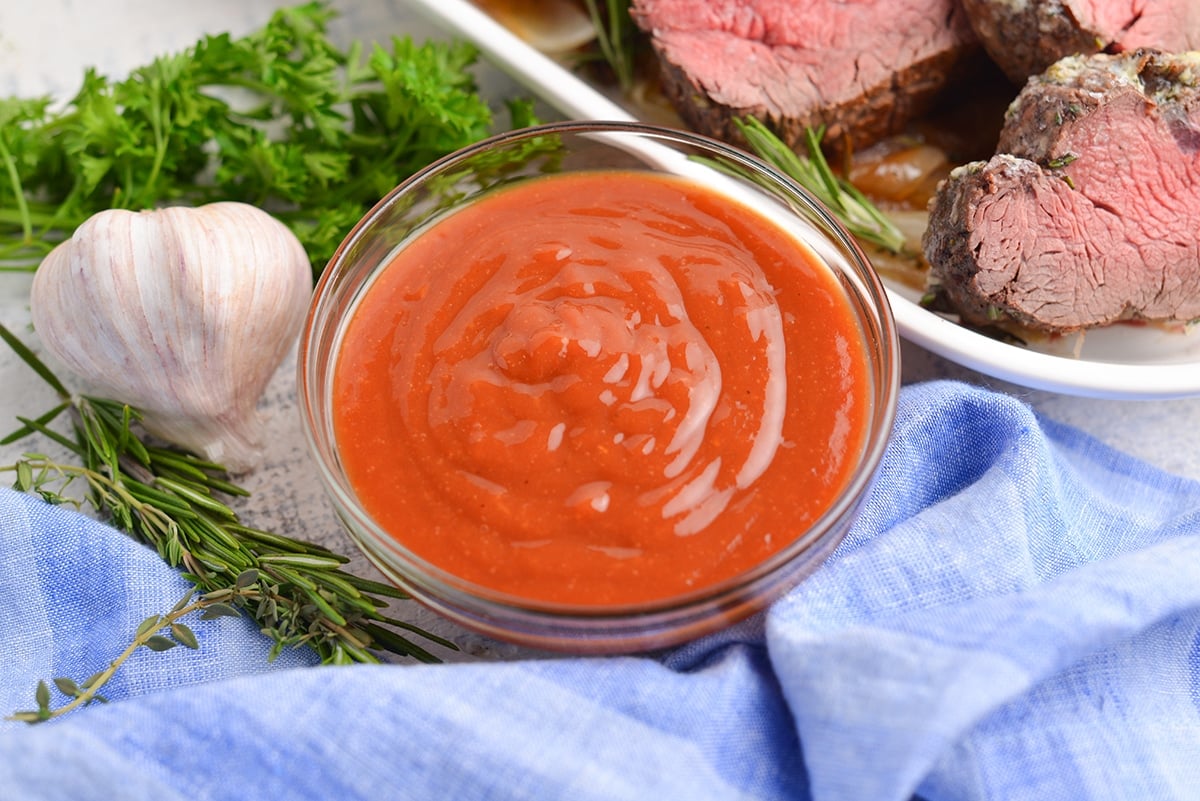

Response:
(30, 201), (314, 473)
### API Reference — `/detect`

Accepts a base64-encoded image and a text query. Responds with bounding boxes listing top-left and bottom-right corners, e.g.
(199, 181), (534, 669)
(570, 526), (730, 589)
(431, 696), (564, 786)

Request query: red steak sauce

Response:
(332, 170), (870, 606)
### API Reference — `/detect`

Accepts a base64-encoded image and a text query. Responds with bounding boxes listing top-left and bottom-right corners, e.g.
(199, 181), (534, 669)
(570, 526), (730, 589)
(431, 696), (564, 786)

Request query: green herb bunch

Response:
(0, 1), (533, 272)
(1, 324), (456, 722)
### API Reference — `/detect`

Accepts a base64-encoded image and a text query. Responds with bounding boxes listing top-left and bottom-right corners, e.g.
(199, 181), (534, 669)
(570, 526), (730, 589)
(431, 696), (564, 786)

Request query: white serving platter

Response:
(410, 0), (1200, 400)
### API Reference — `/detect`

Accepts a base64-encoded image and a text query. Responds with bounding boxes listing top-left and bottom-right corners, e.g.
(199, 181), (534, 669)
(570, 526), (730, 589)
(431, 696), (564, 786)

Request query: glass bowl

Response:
(298, 121), (900, 654)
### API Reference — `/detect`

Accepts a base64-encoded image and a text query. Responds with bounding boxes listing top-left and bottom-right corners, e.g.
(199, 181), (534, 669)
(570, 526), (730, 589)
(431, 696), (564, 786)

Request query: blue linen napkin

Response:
(1, 379), (1198, 801)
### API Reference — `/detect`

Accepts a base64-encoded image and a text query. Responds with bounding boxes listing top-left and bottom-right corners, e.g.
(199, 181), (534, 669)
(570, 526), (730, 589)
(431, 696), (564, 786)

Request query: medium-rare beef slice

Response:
(922, 50), (1200, 334)
(962, 0), (1200, 84)
(629, 0), (979, 156)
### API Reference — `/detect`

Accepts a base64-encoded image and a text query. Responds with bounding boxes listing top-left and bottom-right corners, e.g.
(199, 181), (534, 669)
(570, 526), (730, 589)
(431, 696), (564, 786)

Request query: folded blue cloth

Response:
(1, 380), (1198, 801)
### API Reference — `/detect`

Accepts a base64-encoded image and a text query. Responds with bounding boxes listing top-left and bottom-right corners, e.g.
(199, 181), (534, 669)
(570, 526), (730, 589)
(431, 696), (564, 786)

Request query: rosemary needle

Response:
(0, 323), (456, 721)
(732, 117), (908, 255)
(582, 0), (638, 92)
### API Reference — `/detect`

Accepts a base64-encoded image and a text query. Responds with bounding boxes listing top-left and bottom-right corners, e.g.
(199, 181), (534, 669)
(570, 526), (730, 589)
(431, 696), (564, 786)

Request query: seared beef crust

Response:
(961, 0), (1200, 84)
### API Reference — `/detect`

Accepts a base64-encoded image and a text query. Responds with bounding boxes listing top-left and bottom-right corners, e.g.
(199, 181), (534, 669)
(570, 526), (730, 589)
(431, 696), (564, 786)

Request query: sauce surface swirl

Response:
(333, 170), (870, 605)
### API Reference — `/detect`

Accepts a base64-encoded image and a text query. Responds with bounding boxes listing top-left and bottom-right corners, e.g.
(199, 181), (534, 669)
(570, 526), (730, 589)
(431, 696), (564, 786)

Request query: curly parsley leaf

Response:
(0, 1), (517, 273)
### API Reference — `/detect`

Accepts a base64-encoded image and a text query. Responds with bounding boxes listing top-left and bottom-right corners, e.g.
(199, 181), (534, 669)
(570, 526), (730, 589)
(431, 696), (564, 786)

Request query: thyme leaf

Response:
(8, 582), (256, 723)
(1047, 153), (1079, 169)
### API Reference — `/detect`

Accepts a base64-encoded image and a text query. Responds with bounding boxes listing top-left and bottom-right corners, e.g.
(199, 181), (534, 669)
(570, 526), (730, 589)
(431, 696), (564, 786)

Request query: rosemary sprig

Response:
(582, 0), (637, 92)
(733, 117), (907, 254)
(0, 323), (457, 721)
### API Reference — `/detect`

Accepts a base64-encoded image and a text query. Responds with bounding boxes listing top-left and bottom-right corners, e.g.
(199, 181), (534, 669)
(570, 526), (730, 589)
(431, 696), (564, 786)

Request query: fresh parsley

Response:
(0, 1), (534, 273)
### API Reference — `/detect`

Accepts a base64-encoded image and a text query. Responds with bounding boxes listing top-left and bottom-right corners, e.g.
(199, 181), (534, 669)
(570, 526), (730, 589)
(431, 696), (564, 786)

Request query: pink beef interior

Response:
(1068, 0), (1200, 51)
(968, 91), (1200, 329)
(1069, 0), (1141, 42)
(634, 0), (970, 116)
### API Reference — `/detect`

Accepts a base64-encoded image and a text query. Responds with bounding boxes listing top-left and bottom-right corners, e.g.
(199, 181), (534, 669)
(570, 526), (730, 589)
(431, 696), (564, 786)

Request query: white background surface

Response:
(2, 0), (1199, 660)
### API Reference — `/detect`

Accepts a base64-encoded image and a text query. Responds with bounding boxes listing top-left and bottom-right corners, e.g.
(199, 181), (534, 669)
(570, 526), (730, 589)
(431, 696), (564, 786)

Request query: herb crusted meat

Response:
(629, 0), (979, 155)
(961, 0), (1200, 84)
(922, 50), (1200, 334)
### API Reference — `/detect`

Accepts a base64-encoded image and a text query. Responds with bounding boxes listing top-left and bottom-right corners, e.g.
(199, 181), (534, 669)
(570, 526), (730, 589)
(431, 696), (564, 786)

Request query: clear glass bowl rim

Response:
(297, 120), (902, 645)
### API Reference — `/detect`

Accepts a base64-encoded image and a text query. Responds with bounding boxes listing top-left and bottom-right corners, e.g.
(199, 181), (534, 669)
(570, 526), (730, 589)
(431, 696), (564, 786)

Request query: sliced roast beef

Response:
(922, 50), (1200, 334)
(962, 0), (1200, 84)
(629, 0), (979, 155)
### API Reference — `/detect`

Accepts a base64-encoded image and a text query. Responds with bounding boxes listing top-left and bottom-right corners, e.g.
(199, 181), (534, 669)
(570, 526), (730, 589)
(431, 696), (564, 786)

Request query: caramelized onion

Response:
(850, 141), (951, 209)
(474, 0), (596, 54)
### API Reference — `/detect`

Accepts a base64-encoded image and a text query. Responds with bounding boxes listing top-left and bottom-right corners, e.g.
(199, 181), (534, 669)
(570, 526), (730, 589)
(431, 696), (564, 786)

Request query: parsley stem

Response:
(137, 75), (171, 210)
(0, 137), (33, 245)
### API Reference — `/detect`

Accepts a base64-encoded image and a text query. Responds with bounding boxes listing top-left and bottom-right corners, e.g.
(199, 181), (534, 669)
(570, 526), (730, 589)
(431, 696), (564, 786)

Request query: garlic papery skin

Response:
(30, 201), (314, 473)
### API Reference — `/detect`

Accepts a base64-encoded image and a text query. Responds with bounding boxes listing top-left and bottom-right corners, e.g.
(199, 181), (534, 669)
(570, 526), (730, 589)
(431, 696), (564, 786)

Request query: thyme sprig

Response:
(733, 117), (907, 254)
(9, 578), (253, 723)
(0, 323), (456, 722)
